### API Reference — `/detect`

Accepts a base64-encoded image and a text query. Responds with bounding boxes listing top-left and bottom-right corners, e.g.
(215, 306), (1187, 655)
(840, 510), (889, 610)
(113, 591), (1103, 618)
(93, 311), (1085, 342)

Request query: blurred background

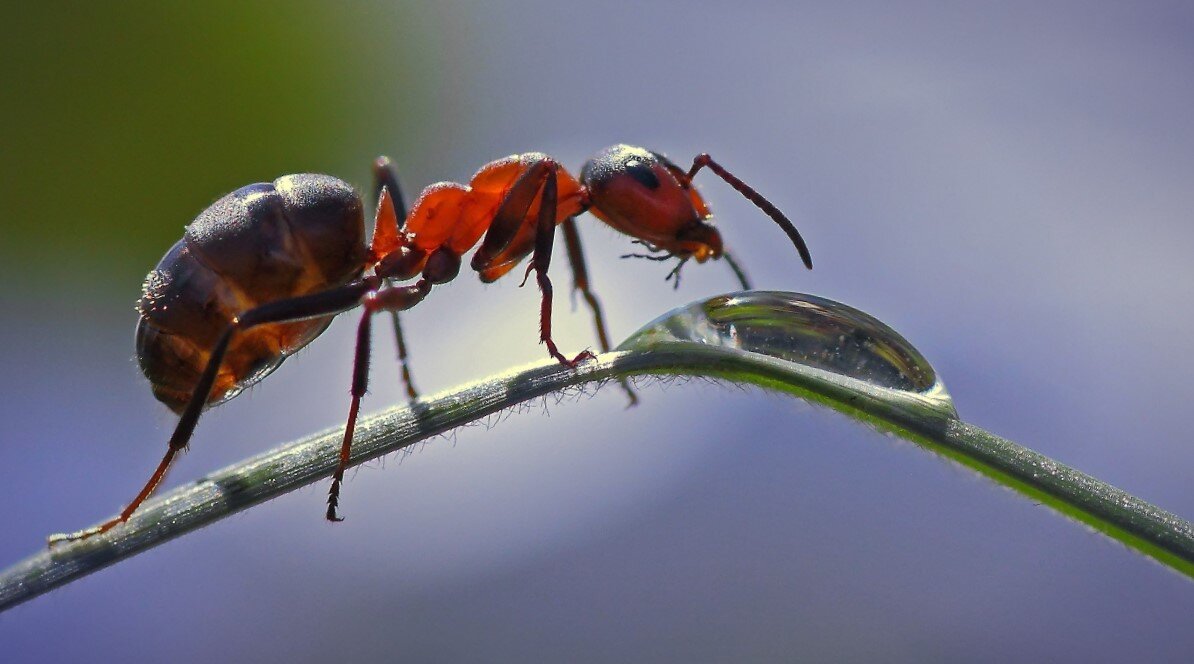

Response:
(2, 1), (1193, 661)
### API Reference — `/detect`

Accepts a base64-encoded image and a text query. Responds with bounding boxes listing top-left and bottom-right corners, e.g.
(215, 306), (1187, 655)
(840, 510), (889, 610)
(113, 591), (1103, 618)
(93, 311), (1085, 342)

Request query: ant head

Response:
(581, 145), (717, 258)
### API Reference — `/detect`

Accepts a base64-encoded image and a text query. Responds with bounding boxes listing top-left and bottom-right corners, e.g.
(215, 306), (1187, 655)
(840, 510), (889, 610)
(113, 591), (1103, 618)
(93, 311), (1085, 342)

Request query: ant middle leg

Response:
(326, 279), (431, 522)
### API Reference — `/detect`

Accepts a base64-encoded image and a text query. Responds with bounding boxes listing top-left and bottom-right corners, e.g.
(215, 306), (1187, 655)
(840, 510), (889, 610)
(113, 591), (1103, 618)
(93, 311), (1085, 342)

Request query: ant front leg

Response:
(560, 217), (612, 352)
(524, 164), (594, 367)
(373, 156), (421, 400)
(49, 280), (375, 545)
(561, 217), (637, 405)
(327, 279), (431, 522)
(473, 159), (593, 368)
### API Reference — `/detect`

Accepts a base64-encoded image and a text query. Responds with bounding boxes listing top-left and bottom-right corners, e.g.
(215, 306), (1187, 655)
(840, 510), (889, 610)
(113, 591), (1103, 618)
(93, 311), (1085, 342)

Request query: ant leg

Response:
(686, 153), (813, 270)
(388, 306), (419, 400)
(371, 158), (421, 400)
(561, 218), (612, 352)
(373, 156), (409, 225)
(561, 217), (637, 405)
(326, 309), (372, 523)
(469, 159), (589, 366)
(327, 279), (431, 521)
(471, 160), (553, 269)
(49, 279), (377, 545)
(525, 165), (594, 367)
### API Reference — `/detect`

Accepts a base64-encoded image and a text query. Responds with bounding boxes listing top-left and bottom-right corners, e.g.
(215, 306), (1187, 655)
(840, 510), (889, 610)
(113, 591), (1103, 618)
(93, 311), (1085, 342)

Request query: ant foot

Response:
(567, 350), (597, 367)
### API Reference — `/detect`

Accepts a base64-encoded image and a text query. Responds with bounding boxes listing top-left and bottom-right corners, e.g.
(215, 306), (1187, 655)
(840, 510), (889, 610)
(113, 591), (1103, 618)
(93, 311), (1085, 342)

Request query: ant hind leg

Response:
(48, 280), (375, 545)
(326, 279), (431, 522)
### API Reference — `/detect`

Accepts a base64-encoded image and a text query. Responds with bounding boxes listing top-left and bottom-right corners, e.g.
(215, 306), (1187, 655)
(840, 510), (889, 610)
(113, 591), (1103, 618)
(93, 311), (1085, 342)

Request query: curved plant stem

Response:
(2, 340), (1192, 612)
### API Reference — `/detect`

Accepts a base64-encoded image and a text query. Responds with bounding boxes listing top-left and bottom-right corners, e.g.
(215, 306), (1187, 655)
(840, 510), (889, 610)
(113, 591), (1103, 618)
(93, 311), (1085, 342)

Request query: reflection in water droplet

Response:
(619, 291), (953, 413)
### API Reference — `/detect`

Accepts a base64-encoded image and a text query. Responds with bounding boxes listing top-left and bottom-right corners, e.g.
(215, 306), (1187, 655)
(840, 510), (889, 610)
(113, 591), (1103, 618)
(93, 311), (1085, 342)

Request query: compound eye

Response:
(622, 158), (660, 190)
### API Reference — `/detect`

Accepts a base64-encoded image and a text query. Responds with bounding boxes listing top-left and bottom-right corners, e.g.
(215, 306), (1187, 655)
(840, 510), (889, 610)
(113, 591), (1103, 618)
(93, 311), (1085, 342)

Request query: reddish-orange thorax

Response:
(401, 152), (584, 281)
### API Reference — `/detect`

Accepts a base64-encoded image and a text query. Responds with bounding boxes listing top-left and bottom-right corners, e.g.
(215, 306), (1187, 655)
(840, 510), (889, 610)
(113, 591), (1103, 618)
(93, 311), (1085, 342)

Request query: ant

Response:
(48, 144), (813, 544)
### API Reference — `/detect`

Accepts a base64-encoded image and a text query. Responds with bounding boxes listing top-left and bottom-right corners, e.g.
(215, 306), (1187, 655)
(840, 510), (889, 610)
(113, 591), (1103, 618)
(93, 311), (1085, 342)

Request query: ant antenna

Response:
(687, 154), (813, 270)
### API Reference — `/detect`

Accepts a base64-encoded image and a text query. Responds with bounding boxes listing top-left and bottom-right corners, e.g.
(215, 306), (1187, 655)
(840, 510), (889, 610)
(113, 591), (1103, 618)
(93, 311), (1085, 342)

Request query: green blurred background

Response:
(2, 2), (437, 292)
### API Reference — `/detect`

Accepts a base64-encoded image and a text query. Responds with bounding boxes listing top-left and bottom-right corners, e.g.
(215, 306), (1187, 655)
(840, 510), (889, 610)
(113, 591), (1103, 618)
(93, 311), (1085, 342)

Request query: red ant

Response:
(49, 144), (812, 544)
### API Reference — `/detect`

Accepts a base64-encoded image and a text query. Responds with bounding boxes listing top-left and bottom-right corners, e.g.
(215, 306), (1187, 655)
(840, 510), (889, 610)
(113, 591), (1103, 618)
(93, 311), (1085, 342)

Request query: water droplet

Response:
(619, 291), (955, 418)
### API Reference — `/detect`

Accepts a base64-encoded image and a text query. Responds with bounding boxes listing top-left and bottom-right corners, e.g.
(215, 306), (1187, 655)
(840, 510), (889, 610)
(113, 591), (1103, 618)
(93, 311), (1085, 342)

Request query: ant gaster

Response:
(49, 144), (813, 544)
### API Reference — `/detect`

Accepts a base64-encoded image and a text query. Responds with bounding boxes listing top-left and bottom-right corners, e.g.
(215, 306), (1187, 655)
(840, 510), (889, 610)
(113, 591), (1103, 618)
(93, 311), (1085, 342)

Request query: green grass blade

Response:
(2, 291), (1189, 612)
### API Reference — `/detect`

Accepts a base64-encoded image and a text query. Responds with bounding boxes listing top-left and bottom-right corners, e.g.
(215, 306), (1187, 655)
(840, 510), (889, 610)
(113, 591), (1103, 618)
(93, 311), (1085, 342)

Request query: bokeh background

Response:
(3, 1), (1193, 661)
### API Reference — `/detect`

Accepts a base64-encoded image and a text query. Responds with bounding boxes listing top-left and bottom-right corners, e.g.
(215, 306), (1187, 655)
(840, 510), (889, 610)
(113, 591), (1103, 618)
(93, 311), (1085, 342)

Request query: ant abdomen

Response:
(136, 174), (369, 412)
(184, 175), (366, 298)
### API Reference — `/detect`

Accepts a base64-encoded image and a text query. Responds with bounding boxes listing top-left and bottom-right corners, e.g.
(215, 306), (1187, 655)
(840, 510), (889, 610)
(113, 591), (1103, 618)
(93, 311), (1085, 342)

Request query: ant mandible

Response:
(49, 144), (813, 544)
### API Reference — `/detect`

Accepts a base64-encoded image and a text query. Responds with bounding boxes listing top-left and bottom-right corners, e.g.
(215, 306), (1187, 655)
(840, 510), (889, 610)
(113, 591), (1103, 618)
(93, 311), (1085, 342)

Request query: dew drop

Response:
(619, 291), (954, 416)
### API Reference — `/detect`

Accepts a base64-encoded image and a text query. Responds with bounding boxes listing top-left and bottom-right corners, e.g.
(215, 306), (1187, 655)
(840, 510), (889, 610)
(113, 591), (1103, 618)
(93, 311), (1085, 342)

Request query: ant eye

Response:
(622, 159), (659, 190)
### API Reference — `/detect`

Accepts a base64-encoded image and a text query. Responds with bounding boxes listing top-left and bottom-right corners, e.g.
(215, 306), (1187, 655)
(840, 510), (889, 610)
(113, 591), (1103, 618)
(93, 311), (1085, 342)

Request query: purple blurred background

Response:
(2, 1), (1192, 661)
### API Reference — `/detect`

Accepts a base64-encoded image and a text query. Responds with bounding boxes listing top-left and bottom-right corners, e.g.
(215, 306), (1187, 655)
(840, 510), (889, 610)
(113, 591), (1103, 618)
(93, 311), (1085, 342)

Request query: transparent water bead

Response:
(620, 291), (955, 417)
